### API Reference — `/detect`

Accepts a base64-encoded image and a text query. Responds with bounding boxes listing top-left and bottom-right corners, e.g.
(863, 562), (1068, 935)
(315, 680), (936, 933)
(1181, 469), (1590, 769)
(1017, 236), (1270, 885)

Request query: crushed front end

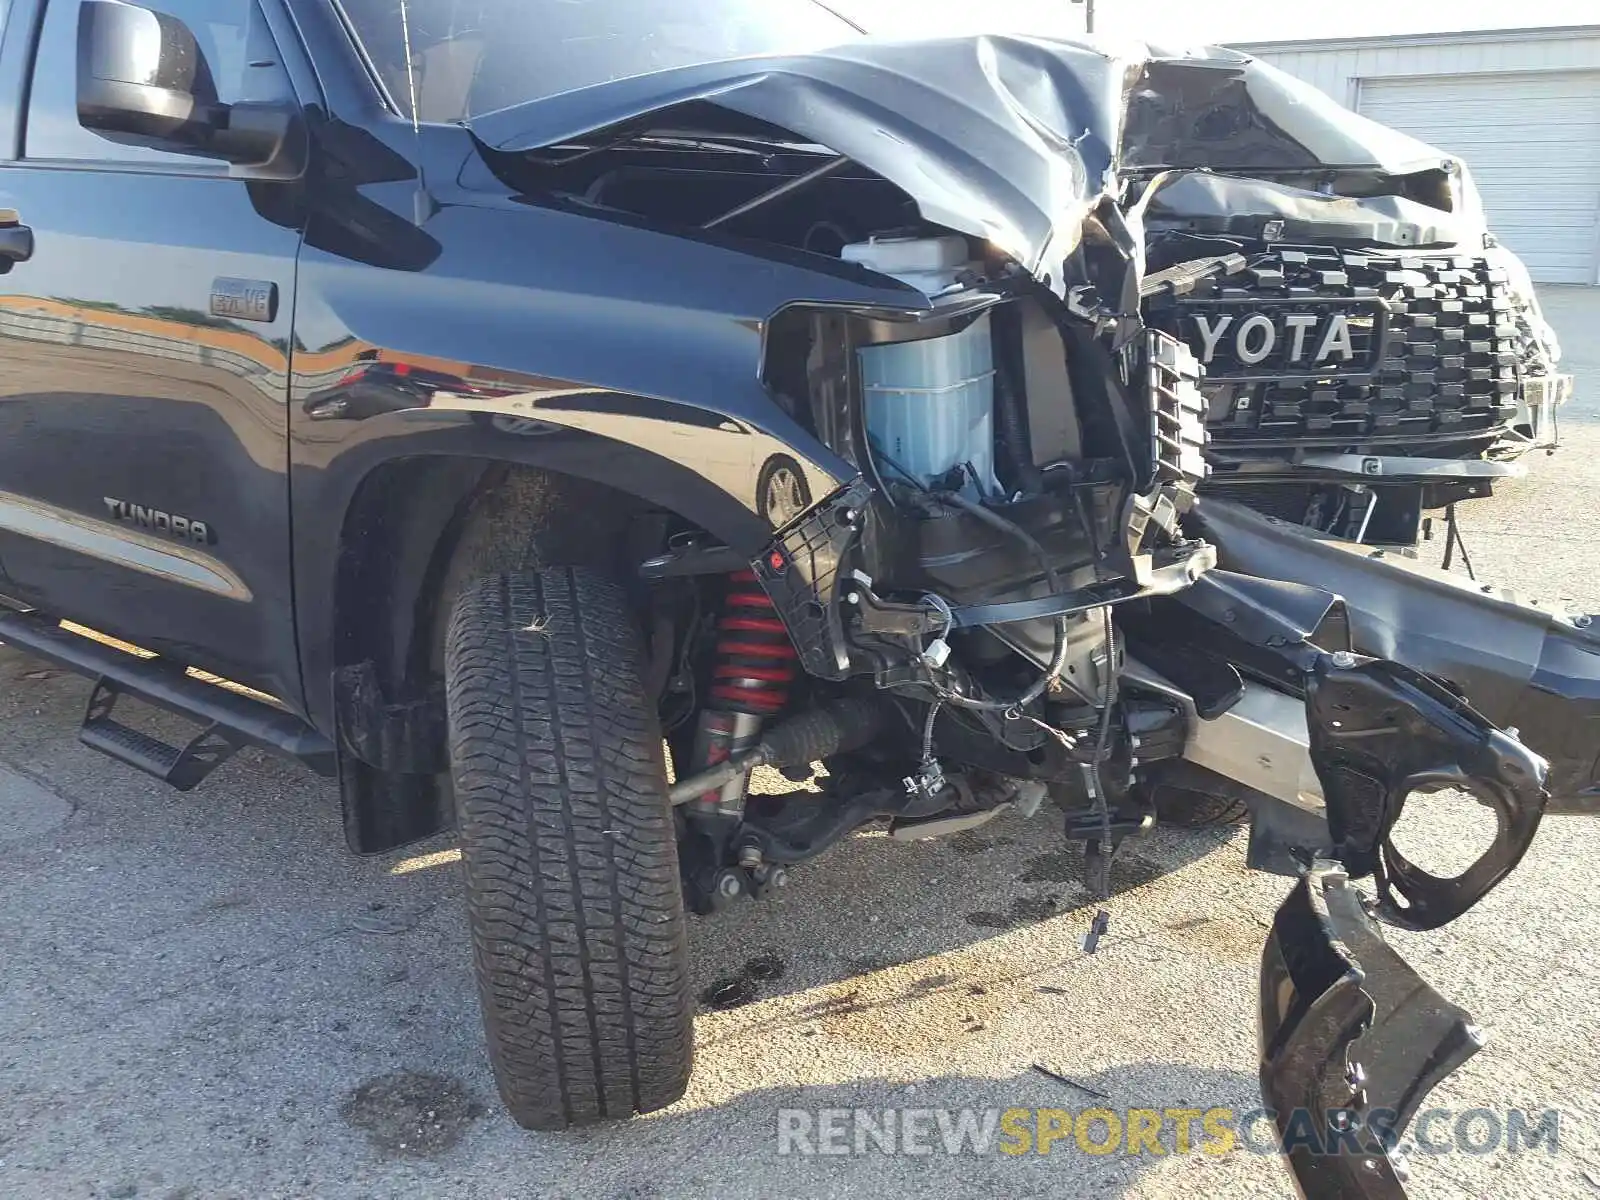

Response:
(731, 221), (1556, 1199)
(472, 34), (1584, 1192)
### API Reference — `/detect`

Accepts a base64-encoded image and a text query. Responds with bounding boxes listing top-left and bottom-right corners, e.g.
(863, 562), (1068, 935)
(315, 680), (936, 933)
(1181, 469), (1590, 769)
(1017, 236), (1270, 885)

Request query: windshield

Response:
(335, 0), (862, 124)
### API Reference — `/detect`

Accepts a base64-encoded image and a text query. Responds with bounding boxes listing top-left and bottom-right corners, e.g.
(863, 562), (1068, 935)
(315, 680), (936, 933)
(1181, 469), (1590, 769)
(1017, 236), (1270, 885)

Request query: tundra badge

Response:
(103, 498), (214, 545)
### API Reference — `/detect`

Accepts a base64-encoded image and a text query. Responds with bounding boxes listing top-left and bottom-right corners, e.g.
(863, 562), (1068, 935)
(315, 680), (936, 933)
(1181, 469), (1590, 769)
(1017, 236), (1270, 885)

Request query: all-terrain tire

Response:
(444, 567), (692, 1129)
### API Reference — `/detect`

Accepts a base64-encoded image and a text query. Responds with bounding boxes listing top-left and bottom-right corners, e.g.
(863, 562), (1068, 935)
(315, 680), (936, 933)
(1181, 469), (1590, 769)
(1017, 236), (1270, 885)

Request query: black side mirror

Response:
(76, 0), (302, 173)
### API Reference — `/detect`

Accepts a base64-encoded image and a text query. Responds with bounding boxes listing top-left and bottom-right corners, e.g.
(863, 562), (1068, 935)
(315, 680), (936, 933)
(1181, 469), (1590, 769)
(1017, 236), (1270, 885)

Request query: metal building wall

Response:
(1231, 27), (1600, 285)
(1233, 26), (1600, 108)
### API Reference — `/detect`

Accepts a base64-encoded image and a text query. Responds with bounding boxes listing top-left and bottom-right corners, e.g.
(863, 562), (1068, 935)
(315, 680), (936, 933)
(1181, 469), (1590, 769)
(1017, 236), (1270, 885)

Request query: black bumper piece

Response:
(1145, 566), (1552, 926)
(1260, 863), (1484, 1200)
(1306, 653), (1549, 930)
(1194, 496), (1600, 807)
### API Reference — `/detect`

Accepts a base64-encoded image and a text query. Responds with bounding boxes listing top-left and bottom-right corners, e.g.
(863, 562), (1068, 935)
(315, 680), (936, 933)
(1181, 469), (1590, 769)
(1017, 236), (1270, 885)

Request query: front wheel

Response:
(444, 567), (693, 1129)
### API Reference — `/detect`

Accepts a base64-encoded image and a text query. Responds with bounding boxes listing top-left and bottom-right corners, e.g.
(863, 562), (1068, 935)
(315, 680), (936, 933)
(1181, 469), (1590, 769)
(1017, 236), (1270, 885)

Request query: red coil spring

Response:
(710, 569), (797, 715)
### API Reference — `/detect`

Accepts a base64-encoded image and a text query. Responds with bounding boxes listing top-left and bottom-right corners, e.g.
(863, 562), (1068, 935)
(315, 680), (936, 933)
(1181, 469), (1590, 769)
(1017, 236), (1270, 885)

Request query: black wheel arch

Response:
(322, 449), (725, 853)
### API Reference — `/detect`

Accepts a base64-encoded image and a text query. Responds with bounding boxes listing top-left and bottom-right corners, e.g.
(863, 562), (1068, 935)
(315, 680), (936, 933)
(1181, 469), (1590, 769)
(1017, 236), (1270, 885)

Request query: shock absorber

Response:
(687, 570), (798, 817)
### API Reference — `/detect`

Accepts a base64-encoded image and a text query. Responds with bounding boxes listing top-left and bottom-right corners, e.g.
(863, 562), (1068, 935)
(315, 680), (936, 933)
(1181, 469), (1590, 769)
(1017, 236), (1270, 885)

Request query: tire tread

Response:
(444, 567), (692, 1130)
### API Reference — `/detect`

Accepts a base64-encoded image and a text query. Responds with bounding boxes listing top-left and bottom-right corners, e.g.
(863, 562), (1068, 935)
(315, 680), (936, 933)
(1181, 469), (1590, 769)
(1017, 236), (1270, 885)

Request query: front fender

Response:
(287, 196), (893, 549)
(287, 183), (917, 736)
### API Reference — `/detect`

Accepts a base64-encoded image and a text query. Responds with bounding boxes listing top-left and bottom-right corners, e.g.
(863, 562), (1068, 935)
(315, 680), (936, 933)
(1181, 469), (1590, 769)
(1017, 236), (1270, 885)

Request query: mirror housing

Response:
(76, 0), (303, 173)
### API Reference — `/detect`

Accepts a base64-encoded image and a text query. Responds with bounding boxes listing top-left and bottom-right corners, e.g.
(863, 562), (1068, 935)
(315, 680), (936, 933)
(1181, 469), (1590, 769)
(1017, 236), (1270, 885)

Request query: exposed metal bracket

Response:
(1184, 679), (1326, 814)
(1294, 452), (1526, 479)
(1126, 658), (1326, 814)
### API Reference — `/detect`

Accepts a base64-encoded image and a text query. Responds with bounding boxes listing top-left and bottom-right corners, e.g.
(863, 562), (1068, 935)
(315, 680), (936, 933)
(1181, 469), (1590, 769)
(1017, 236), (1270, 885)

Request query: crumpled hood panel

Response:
(1143, 171), (1477, 247)
(468, 35), (1463, 290)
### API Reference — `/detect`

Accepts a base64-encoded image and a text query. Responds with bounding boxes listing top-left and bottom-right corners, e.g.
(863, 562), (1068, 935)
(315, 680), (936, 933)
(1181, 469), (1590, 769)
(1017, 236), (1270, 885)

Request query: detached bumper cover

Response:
(1194, 495), (1600, 806)
(1306, 653), (1549, 930)
(1260, 864), (1485, 1200)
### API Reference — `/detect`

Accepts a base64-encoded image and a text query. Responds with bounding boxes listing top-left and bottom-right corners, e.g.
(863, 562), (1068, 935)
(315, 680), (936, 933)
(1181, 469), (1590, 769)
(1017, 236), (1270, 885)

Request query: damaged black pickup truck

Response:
(0, 1), (1595, 1192)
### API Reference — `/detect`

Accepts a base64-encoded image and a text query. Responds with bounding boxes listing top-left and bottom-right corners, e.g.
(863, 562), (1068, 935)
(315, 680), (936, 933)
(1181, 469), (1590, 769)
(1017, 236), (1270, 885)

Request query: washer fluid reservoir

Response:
(842, 235), (999, 499)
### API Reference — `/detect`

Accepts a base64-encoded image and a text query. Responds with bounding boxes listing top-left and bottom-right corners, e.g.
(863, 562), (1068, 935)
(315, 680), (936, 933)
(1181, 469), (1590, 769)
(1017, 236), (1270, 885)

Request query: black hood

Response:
(467, 35), (1458, 290)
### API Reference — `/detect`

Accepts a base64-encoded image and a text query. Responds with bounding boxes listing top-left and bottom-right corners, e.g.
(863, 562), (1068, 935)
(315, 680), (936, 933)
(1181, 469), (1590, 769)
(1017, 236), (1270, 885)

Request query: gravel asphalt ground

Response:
(1, 288), (1597, 1200)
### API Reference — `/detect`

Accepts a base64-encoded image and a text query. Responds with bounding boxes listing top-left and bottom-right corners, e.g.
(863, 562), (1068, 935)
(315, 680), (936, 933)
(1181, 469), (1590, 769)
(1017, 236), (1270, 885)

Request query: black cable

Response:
(1088, 606), (1117, 851)
(867, 438), (933, 493)
(1442, 502), (1477, 581)
(930, 490), (1071, 714)
(859, 426), (903, 507)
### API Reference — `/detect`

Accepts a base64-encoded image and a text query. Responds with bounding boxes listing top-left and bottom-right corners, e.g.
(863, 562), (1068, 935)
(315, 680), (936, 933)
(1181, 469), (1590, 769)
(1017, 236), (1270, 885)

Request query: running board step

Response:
(0, 608), (336, 781)
(80, 679), (242, 791)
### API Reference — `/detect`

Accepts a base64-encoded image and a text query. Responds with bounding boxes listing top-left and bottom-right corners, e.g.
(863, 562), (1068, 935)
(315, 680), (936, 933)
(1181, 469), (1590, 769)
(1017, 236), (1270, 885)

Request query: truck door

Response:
(0, 0), (308, 704)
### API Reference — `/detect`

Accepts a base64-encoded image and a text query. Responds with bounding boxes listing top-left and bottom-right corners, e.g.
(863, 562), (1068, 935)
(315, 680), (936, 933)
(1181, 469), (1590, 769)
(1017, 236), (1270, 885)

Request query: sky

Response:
(836, 0), (1599, 46)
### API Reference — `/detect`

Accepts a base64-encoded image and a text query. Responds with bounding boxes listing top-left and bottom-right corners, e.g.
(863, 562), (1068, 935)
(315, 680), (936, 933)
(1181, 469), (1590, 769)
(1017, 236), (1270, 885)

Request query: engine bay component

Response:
(845, 236), (1003, 499)
(859, 314), (999, 498)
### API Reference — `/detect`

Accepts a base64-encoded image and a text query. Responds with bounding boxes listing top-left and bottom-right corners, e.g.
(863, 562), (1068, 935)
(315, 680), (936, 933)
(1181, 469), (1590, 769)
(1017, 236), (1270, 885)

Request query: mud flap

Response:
(1260, 863), (1484, 1199)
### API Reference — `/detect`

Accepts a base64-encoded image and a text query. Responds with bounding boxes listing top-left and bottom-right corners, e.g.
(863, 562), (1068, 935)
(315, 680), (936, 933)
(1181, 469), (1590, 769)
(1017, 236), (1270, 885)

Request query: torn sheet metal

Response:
(467, 35), (1469, 295)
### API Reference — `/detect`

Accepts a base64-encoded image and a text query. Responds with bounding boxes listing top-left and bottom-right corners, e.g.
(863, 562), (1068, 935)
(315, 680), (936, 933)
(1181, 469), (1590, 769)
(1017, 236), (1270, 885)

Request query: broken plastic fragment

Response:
(1081, 909), (1111, 954)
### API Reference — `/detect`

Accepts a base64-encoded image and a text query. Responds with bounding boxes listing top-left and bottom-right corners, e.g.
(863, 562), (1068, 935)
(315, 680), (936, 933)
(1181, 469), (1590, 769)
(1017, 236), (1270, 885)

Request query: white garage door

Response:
(1358, 71), (1600, 284)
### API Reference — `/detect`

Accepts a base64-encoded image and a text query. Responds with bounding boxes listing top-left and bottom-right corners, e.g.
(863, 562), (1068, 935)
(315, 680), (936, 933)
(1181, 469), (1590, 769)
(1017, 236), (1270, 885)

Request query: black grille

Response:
(1147, 248), (1522, 444)
(1201, 480), (1316, 525)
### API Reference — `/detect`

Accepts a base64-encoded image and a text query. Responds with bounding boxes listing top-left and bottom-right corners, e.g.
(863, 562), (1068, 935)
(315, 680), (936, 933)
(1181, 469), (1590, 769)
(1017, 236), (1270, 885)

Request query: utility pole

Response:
(1071, 0), (1097, 35)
